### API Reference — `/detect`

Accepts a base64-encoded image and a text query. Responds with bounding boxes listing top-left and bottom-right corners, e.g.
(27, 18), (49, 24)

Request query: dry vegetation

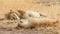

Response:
(0, 0), (60, 34)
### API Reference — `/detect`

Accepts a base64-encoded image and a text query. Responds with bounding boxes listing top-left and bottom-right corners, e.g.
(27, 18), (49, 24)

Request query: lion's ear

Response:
(17, 10), (25, 14)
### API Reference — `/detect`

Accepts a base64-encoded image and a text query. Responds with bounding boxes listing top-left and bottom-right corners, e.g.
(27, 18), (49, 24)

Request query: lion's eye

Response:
(20, 21), (23, 23)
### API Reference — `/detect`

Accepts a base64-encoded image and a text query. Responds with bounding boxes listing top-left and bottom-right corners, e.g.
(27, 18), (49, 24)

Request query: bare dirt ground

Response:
(0, 0), (60, 34)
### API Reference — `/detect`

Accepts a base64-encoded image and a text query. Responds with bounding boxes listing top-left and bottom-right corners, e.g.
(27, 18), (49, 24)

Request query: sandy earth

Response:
(0, 0), (60, 34)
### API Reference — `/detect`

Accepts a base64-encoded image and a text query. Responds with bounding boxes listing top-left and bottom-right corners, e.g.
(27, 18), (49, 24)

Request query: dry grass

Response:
(0, 0), (60, 34)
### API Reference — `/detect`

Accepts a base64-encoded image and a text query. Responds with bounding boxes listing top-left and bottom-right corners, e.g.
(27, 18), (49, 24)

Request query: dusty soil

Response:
(0, 0), (60, 34)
